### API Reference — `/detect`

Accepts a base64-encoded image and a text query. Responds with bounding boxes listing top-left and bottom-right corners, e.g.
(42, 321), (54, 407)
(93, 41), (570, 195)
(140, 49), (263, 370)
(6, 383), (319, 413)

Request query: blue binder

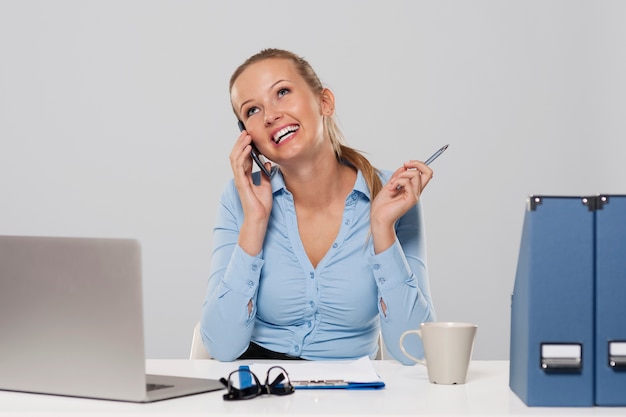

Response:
(595, 195), (626, 406)
(510, 196), (595, 406)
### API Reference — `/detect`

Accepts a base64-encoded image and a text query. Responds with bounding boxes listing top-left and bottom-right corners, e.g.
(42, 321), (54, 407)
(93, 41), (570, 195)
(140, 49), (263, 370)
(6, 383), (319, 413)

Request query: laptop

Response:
(0, 235), (223, 402)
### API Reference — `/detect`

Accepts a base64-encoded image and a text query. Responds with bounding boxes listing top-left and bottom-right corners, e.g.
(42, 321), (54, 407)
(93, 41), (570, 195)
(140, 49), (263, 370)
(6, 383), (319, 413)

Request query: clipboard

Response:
(248, 356), (385, 390)
(291, 379), (385, 390)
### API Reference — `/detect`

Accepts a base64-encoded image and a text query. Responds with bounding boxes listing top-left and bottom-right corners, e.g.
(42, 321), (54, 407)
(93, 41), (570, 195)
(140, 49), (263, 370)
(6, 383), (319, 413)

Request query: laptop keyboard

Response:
(146, 383), (174, 392)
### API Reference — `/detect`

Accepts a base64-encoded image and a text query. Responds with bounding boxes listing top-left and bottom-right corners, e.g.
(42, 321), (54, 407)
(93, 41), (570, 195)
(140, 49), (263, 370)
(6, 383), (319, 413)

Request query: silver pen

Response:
(424, 144), (449, 166)
(395, 144), (449, 190)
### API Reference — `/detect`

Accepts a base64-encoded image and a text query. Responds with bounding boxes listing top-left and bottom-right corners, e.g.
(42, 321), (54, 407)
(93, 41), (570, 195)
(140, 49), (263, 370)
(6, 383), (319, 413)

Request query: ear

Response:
(320, 88), (335, 116)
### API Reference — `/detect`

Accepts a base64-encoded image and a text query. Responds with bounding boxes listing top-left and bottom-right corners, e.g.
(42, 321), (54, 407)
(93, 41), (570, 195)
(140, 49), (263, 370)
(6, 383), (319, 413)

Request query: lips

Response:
(272, 125), (300, 144)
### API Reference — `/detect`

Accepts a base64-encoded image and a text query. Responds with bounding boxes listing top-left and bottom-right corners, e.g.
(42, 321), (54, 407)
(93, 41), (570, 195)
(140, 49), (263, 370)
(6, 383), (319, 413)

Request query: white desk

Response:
(1, 360), (624, 416)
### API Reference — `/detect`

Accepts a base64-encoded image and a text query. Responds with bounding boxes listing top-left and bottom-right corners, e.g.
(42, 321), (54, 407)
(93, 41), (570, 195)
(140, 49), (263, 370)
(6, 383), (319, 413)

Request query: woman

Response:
(201, 49), (435, 364)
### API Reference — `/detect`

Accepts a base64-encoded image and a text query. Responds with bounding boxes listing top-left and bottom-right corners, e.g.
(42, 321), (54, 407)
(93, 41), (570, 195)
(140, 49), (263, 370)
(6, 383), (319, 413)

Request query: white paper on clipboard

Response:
(248, 356), (384, 389)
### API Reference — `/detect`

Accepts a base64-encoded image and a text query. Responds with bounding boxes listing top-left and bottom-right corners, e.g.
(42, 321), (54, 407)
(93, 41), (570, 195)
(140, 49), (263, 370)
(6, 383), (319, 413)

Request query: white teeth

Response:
(273, 125), (299, 143)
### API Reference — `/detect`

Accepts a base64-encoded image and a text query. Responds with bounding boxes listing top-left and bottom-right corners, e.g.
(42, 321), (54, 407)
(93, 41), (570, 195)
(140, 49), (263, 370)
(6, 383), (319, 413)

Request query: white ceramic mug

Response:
(399, 322), (477, 385)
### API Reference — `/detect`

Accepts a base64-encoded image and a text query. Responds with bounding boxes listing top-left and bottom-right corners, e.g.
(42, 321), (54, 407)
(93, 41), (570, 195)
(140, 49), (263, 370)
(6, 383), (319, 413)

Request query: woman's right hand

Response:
(230, 130), (273, 255)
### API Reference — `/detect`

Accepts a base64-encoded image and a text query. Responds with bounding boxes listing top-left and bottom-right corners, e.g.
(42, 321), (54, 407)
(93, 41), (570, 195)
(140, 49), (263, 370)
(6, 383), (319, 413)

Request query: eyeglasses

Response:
(219, 366), (295, 401)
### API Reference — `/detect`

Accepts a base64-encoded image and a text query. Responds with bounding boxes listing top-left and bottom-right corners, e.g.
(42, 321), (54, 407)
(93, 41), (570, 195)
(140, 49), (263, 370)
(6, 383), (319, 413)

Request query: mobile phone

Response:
(238, 120), (272, 177)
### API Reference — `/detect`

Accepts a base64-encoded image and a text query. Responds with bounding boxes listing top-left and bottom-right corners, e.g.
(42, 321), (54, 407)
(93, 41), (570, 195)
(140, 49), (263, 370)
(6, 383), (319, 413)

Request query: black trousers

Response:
(237, 342), (304, 360)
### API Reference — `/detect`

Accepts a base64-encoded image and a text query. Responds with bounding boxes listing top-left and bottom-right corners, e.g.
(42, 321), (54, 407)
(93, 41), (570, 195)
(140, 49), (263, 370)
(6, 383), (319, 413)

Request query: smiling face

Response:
(230, 58), (335, 165)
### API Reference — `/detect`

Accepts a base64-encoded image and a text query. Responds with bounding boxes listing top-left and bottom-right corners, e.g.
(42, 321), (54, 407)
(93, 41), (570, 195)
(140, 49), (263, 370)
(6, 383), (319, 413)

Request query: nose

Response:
(263, 106), (282, 126)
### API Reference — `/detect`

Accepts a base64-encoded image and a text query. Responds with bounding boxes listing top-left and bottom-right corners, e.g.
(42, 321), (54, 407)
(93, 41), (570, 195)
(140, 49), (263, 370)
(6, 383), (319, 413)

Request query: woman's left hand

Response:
(370, 160), (433, 253)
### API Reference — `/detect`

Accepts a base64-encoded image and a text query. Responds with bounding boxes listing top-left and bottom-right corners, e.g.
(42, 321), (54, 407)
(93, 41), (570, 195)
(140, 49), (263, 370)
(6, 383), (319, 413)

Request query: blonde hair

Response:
(229, 48), (382, 199)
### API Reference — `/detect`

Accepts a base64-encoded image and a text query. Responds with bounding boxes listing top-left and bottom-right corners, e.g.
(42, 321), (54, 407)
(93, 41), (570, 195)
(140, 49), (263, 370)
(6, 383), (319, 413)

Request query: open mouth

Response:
(272, 125), (300, 144)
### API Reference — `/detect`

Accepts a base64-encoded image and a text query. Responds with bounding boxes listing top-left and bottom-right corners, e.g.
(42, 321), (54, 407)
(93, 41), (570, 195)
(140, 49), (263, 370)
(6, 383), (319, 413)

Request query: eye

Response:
(245, 107), (259, 118)
(277, 88), (290, 98)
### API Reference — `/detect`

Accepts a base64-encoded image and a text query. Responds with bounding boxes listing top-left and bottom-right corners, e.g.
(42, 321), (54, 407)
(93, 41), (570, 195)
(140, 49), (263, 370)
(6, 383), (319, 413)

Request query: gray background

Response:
(1, 0), (624, 360)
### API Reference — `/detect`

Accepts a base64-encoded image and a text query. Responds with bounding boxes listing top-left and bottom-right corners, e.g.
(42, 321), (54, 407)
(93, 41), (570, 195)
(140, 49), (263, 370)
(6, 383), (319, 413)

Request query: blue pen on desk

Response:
(238, 365), (252, 389)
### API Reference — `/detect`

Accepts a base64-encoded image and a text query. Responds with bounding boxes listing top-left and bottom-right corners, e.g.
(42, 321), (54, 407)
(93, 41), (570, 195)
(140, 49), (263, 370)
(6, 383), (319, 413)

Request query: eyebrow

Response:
(238, 79), (292, 114)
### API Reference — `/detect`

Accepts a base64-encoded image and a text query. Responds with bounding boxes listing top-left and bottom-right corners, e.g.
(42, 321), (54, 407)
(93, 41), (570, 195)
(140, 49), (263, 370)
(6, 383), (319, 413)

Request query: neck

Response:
(281, 150), (356, 208)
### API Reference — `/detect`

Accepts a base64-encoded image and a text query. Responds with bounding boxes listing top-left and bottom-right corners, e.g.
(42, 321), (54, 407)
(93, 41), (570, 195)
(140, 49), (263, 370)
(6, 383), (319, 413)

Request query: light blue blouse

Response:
(201, 168), (435, 365)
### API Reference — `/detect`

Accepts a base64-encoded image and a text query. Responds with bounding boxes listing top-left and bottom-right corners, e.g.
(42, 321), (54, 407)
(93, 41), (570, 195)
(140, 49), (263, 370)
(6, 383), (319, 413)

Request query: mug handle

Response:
(399, 329), (427, 365)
